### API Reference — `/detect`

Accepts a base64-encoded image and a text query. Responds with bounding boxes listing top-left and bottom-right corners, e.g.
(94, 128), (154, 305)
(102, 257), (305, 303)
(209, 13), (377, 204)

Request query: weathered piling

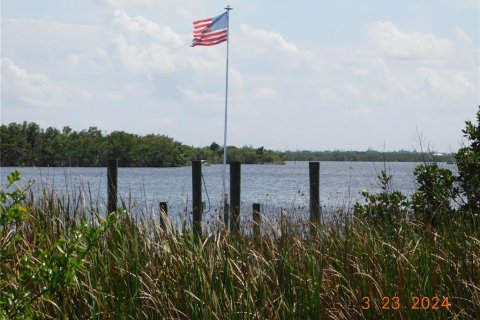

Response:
(230, 161), (241, 235)
(223, 193), (229, 229)
(280, 207), (288, 238)
(252, 203), (261, 239)
(309, 161), (321, 229)
(107, 159), (118, 213)
(159, 201), (168, 232)
(192, 160), (202, 237)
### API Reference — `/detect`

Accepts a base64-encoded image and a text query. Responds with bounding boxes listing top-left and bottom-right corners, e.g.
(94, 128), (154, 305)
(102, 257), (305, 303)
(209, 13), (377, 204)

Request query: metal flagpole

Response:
(222, 5), (232, 227)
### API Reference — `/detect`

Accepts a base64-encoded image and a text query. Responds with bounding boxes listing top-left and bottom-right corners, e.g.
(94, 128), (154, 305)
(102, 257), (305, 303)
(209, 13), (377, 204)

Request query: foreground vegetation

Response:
(1, 107), (479, 319)
(1, 173), (479, 319)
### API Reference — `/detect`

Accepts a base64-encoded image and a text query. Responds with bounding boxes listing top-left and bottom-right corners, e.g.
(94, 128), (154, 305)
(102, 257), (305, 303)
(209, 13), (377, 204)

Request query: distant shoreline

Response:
(1, 121), (454, 167)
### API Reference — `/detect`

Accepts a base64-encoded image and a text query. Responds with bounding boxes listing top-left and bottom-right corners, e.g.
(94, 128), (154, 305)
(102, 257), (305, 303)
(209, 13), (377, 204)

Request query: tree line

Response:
(1, 122), (456, 167)
(283, 150), (454, 162)
(0, 122), (282, 167)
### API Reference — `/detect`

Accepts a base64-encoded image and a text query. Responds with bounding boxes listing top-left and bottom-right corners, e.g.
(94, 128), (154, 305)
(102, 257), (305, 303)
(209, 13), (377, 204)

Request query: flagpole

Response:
(222, 5), (232, 227)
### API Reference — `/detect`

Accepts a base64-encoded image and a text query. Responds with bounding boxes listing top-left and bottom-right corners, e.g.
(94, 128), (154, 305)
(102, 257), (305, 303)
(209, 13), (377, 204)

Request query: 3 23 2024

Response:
(361, 296), (450, 311)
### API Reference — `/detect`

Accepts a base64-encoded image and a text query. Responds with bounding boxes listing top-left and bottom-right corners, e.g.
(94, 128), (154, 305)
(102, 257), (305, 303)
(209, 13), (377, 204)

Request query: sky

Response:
(1, 0), (479, 152)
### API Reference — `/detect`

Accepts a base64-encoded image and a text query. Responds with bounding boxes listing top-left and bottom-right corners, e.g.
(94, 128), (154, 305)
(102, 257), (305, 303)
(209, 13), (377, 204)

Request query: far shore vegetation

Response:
(1, 122), (454, 167)
(0, 107), (479, 319)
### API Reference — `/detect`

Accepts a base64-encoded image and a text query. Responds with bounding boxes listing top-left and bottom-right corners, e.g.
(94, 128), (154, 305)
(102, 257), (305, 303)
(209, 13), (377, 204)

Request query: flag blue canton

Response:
(210, 12), (227, 31)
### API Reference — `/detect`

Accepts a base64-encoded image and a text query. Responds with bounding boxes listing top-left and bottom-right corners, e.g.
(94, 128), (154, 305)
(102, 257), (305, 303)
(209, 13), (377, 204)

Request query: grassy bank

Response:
(1, 174), (479, 319)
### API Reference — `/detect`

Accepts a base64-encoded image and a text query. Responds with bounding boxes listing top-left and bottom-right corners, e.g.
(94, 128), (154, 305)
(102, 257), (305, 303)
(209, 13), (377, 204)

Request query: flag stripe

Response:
(193, 33), (227, 45)
(193, 37), (227, 46)
(194, 22), (211, 30)
(192, 34), (227, 46)
(194, 29), (227, 39)
(193, 28), (210, 35)
(195, 33), (227, 43)
(193, 18), (212, 25)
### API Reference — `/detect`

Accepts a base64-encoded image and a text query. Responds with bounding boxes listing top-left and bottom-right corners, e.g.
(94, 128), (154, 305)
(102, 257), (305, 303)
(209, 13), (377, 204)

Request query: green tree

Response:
(24, 122), (42, 165)
(106, 131), (140, 167)
(138, 134), (186, 167)
(209, 142), (220, 152)
(39, 127), (62, 166)
(67, 127), (105, 166)
(1, 123), (26, 166)
(411, 163), (457, 226)
(455, 106), (480, 212)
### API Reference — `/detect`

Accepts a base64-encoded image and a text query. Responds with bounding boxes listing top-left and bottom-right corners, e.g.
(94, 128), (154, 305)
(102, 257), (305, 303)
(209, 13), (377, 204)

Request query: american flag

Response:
(191, 12), (228, 47)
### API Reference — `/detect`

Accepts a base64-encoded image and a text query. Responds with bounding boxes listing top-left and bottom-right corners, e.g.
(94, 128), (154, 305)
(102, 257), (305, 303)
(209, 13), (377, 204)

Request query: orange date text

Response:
(361, 296), (450, 311)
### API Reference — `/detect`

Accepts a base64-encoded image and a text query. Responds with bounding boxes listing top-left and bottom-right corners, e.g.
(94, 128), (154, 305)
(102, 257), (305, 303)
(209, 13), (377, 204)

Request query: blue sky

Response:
(1, 0), (479, 152)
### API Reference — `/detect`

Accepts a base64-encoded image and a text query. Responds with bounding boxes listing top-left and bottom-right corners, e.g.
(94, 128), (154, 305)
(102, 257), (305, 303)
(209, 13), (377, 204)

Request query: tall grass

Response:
(2, 185), (479, 319)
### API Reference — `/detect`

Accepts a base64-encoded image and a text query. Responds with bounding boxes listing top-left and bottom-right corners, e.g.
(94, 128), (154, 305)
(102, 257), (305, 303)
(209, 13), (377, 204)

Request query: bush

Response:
(354, 170), (409, 227)
(0, 171), (117, 318)
(411, 163), (457, 226)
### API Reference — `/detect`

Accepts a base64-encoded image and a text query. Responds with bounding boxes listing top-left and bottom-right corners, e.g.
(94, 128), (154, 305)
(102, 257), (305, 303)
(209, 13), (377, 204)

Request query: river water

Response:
(1, 161), (457, 224)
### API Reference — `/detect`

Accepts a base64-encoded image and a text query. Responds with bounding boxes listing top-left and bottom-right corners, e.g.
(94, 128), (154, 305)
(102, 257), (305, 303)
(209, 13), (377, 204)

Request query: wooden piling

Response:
(107, 159), (118, 213)
(223, 193), (229, 229)
(280, 207), (287, 238)
(252, 203), (261, 239)
(230, 161), (241, 235)
(309, 162), (321, 228)
(192, 160), (202, 237)
(159, 201), (168, 232)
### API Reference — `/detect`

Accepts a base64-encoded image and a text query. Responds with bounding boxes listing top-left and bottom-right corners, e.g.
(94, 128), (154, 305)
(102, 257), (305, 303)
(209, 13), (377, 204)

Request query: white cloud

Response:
(153, 117), (175, 127)
(177, 87), (223, 106)
(351, 107), (374, 119)
(109, 10), (183, 74)
(64, 48), (112, 71)
(354, 68), (369, 76)
(106, 10), (229, 76)
(254, 87), (280, 100)
(1, 57), (91, 108)
(113, 10), (181, 45)
(240, 24), (299, 53)
(2, 19), (103, 54)
(317, 88), (336, 100)
(343, 84), (361, 100)
(103, 0), (154, 7)
(410, 67), (476, 105)
(455, 27), (473, 44)
(368, 21), (455, 59)
(229, 67), (245, 90)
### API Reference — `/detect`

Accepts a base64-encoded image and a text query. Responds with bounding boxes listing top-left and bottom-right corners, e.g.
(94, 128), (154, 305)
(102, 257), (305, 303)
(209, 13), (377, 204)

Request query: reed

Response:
(1, 180), (479, 319)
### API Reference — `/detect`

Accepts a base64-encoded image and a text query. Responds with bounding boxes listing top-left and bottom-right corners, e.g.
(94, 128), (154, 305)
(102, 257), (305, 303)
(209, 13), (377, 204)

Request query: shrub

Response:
(354, 170), (409, 227)
(0, 171), (117, 318)
(411, 163), (457, 226)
